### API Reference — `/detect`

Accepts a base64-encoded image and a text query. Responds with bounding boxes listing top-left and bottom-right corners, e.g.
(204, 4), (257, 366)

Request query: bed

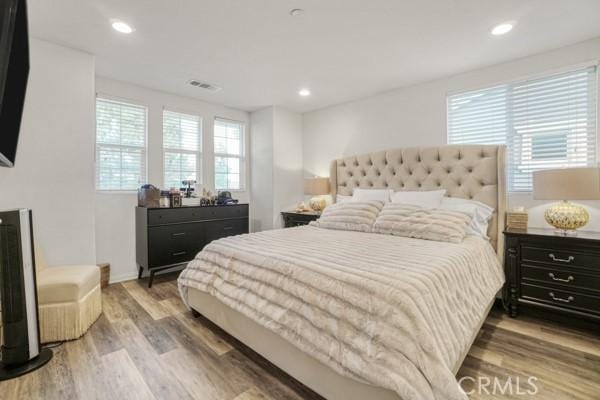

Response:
(178, 145), (507, 400)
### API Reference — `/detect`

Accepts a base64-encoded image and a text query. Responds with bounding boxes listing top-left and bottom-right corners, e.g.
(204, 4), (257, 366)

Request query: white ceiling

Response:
(29, 0), (600, 113)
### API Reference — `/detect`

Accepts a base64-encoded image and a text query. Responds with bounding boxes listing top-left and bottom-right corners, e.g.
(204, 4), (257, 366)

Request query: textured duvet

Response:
(178, 225), (504, 400)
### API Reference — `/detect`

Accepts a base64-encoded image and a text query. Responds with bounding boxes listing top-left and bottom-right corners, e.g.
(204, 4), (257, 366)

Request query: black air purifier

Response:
(0, 209), (52, 380)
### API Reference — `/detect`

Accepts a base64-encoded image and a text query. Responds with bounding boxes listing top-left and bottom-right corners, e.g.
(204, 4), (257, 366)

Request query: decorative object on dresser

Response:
(504, 228), (600, 327)
(304, 177), (330, 212)
(135, 204), (249, 287)
(533, 167), (600, 234)
(281, 211), (320, 228)
(137, 184), (161, 207)
(506, 208), (528, 231)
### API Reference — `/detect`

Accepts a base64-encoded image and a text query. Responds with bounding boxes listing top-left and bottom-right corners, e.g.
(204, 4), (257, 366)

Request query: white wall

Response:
(249, 107), (274, 232)
(94, 77), (249, 282)
(250, 106), (303, 231)
(0, 39), (96, 265)
(303, 37), (600, 231)
(273, 107), (303, 225)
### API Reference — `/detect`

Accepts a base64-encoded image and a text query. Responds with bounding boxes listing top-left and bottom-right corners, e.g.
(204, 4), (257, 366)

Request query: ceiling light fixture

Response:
(111, 20), (134, 34)
(290, 8), (305, 17)
(491, 22), (514, 36)
(299, 89), (311, 97)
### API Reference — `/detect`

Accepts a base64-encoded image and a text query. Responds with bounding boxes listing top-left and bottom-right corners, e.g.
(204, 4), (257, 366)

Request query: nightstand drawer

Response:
(521, 264), (600, 294)
(521, 283), (600, 315)
(281, 212), (320, 228)
(521, 246), (600, 272)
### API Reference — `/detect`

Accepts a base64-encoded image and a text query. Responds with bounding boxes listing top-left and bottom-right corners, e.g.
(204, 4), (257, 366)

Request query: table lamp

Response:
(304, 177), (330, 212)
(533, 167), (600, 235)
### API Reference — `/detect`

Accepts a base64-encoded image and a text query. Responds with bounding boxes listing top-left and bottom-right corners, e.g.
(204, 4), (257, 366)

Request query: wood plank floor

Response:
(1, 272), (599, 400)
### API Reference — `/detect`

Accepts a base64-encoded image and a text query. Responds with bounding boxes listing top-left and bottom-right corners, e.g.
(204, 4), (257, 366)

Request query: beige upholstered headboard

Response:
(329, 145), (507, 256)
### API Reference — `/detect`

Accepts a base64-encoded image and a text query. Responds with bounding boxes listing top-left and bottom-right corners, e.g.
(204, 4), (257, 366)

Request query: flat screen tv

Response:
(0, 0), (29, 168)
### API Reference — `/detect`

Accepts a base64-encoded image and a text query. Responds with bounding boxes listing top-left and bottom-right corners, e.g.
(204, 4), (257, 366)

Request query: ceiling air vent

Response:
(188, 80), (222, 92)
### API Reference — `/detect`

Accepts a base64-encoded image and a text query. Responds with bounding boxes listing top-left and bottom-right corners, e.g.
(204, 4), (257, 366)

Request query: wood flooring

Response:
(1, 272), (599, 400)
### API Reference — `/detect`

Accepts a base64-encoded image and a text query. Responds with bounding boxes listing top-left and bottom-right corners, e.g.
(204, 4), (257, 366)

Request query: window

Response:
(448, 66), (597, 191)
(163, 110), (202, 189)
(214, 118), (245, 190)
(96, 98), (147, 191)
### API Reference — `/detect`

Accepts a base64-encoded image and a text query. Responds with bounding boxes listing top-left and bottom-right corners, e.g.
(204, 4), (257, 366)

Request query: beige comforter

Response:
(178, 226), (504, 400)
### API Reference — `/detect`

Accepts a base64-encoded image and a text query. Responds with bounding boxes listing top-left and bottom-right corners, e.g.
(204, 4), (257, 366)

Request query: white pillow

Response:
(351, 188), (392, 203)
(439, 197), (494, 238)
(336, 194), (352, 203)
(390, 189), (446, 208)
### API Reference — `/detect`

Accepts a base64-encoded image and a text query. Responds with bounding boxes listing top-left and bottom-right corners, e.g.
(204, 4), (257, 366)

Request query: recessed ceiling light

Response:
(290, 8), (305, 17)
(111, 20), (134, 34)
(299, 89), (311, 97)
(491, 22), (514, 36)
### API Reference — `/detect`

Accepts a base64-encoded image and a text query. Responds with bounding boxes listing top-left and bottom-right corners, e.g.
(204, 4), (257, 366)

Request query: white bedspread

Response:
(178, 226), (504, 400)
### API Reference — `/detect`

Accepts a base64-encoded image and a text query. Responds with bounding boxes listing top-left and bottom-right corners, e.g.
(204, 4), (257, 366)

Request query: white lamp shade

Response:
(304, 177), (330, 195)
(533, 167), (600, 200)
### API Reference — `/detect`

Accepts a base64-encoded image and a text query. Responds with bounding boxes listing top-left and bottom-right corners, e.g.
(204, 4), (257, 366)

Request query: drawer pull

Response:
(548, 273), (574, 283)
(223, 226), (233, 231)
(172, 251), (187, 256)
(548, 253), (574, 263)
(549, 292), (574, 303)
(172, 232), (186, 237)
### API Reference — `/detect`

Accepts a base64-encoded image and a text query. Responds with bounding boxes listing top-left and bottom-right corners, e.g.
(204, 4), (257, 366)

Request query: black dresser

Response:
(281, 211), (320, 228)
(136, 204), (249, 287)
(504, 228), (600, 327)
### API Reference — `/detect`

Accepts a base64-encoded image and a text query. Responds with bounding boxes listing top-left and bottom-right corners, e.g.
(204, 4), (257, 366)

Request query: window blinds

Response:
(163, 110), (201, 189)
(96, 98), (147, 190)
(214, 118), (244, 190)
(448, 66), (597, 192)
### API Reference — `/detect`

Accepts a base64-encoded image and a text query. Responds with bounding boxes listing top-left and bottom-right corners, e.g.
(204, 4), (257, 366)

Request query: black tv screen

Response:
(0, 0), (29, 168)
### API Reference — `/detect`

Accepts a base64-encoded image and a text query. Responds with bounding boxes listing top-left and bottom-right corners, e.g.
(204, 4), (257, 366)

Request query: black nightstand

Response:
(281, 211), (320, 228)
(504, 228), (600, 327)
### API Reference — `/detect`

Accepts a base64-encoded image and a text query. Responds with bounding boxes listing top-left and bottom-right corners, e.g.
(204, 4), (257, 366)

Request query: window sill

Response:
(96, 190), (138, 195)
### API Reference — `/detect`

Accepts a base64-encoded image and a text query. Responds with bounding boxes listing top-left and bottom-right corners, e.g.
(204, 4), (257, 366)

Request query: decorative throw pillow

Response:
(351, 188), (392, 203)
(439, 197), (494, 239)
(310, 201), (383, 232)
(390, 189), (446, 208)
(373, 203), (472, 243)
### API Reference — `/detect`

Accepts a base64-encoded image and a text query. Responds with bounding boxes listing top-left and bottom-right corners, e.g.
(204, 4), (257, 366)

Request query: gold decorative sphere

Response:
(544, 201), (589, 232)
(309, 196), (327, 212)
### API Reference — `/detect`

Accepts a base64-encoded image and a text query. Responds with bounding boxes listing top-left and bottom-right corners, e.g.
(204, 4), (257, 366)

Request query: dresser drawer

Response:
(521, 245), (600, 272)
(148, 223), (203, 247)
(521, 283), (600, 315)
(521, 264), (600, 294)
(147, 223), (205, 268)
(148, 205), (249, 225)
(204, 218), (248, 244)
(148, 244), (197, 269)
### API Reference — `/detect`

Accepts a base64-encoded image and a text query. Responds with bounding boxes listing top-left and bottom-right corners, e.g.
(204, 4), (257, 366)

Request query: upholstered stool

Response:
(35, 246), (102, 343)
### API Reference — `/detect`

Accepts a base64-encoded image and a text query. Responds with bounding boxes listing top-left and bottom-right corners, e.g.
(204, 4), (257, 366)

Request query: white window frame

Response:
(95, 96), (148, 192)
(162, 109), (203, 190)
(213, 117), (246, 191)
(447, 63), (598, 192)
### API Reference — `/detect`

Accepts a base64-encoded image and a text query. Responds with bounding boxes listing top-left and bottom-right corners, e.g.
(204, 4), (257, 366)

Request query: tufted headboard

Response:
(329, 145), (507, 256)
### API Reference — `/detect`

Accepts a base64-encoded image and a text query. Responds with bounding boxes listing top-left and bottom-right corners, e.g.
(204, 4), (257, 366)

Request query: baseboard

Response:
(108, 272), (138, 284)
